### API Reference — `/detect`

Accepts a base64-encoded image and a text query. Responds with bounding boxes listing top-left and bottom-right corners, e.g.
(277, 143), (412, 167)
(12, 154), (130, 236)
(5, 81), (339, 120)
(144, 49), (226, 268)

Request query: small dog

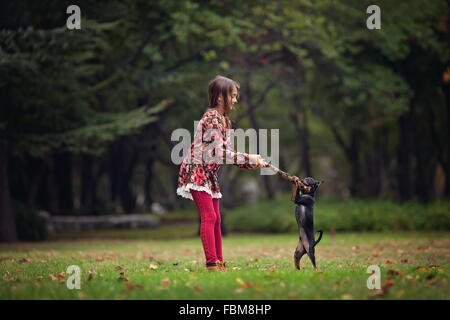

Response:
(293, 177), (323, 270)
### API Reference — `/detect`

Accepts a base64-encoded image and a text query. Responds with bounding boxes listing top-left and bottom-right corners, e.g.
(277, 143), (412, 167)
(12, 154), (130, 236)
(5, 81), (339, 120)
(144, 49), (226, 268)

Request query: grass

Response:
(1, 225), (449, 300)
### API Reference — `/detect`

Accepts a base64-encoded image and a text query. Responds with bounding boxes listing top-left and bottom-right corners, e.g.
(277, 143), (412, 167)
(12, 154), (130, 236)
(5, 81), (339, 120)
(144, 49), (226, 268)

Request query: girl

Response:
(176, 75), (268, 271)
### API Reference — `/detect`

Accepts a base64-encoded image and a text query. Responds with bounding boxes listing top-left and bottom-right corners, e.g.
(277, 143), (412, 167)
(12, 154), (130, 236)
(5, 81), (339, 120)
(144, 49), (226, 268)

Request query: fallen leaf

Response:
(369, 278), (395, 298)
(49, 274), (58, 281)
(149, 264), (159, 270)
(18, 258), (31, 263)
(160, 277), (171, 288)
(235, 278), (245, 286)
(426, 273), (439, 281)
(58, 272), (65, 278)
(416, 266), (427, 273)
(192, 285), (202, 295)
(387, 269), (401, 276)
(429, 264), (440, 268)
(234, 288), (245, 294)
(95, 257), (105, 262)
(116, 265), (127, 271)
(15, 269), (23, 273)
(385, 259), (395, 265)
(401, 259), (409, 263)
(382, 278), (395, 292)
(235, 278), (253, 288)
(117, 275), (129, 281)
(125, 282), (143, 291)
(288, 293), (299, 299)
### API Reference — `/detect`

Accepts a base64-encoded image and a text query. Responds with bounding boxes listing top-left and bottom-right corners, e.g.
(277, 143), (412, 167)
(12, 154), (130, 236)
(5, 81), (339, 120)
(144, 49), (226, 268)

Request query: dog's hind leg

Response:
(307, 246), (317, 269)
(304, 234), (317, 269)
(294, 241), (306, 270)
(300, 228), (318, 270)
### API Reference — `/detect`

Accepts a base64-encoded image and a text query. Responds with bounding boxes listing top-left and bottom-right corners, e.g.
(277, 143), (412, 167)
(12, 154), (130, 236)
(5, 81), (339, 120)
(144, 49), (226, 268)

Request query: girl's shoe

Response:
(206, 262), (219, 272)
(217, 260), (227, 271)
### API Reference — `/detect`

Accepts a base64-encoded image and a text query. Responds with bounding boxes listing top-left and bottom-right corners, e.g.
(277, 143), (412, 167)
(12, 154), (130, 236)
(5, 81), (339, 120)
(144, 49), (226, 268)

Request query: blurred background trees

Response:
(1, 0), (449, 241)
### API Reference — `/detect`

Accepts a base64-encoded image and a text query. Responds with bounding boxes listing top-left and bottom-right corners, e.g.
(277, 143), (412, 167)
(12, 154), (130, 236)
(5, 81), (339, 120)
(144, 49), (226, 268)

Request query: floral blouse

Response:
(176, 109), (259, 200)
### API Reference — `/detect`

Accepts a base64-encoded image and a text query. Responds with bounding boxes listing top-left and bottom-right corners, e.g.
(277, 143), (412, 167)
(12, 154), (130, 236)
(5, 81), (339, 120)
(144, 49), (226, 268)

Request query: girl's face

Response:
(230, 86), (238, 110)
(217, 86), (238, 110)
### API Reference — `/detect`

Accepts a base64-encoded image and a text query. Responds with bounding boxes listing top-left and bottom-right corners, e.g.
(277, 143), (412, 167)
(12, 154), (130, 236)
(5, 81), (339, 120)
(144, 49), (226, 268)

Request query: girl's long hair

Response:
(207, 75), (240, 129)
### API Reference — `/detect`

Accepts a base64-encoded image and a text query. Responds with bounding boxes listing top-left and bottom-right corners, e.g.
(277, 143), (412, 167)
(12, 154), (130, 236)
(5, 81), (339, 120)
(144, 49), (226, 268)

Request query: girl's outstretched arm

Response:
(202, 113), (262, 169)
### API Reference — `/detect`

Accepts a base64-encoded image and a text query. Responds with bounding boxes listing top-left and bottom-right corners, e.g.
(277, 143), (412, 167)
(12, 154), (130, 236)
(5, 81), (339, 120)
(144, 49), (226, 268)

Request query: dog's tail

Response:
(314, 230), (323, 247)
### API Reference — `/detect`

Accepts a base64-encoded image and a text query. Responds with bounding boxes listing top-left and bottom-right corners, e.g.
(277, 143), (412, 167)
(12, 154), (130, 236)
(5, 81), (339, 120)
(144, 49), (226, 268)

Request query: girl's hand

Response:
(251, 154), (269, 168)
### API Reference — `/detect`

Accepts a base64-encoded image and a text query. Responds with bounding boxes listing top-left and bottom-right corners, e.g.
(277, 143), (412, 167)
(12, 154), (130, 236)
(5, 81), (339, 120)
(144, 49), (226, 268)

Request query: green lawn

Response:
(1, 225), (449, 300)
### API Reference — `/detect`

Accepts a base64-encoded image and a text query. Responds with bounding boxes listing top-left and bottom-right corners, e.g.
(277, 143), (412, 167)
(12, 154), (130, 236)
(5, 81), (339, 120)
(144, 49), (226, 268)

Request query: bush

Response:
(226, 193), (450, 233)
(13, 201), (48, 241)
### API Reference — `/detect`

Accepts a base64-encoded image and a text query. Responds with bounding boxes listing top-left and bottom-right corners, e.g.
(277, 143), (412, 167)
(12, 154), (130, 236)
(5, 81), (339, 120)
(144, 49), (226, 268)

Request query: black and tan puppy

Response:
(293, 177), (323, 270)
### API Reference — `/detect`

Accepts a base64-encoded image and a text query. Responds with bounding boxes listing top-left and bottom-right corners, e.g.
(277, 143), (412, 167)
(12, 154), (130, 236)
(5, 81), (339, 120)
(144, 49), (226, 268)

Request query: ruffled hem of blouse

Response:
(176, 183), (223, 201)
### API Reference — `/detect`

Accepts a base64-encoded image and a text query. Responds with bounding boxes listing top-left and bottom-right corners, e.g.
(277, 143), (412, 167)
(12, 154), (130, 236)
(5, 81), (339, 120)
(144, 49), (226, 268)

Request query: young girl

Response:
(176, 75), (268, 271)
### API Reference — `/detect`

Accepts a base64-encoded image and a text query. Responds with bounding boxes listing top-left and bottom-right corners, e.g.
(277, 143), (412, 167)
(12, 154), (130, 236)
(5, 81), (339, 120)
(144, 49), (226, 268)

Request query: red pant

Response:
(190, 189), (223, 265)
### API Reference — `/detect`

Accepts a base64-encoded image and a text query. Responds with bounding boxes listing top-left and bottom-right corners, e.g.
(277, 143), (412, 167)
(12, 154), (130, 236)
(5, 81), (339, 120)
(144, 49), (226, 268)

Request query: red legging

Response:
(190, 189), (223, 265)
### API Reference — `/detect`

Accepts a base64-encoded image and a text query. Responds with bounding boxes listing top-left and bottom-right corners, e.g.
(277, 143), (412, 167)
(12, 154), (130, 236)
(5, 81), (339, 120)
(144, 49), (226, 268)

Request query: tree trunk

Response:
(81, 154), (100, 214)
(244, 71), (274, 199)
(445, 83), (450, 196)
(119, 137), (139, 214)
(396, 112), (414, 202)
(108, 143), (121, 209)
(54, 152), (74, 215)
(145, 157), (155, 209)
(348, 128), (362, 197)
(411, 102), (431, 202)
(291, 95), (312, 177)
(0, 155), (18, 242)
(28, 158), (46, 208)
(371, 127), (383, 196)
(429, 83), (450, 197)
(45, 154), (59, 214)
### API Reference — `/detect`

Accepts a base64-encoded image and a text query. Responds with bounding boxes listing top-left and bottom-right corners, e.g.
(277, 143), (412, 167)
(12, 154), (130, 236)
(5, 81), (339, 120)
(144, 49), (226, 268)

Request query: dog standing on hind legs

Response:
(293, 177), (323, 270)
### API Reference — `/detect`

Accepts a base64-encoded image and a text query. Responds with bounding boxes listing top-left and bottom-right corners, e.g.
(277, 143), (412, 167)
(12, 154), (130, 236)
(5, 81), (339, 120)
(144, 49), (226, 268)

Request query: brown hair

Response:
(207, 75), (240, 129)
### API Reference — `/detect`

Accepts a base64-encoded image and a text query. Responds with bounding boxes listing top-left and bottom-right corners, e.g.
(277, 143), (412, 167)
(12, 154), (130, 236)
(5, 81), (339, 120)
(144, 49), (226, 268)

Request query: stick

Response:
(263, 163), (304, 201)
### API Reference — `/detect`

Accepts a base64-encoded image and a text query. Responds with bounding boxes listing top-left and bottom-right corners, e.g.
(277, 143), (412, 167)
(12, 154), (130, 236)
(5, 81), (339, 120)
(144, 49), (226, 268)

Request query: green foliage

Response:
(63, 100), (172, 155)
(226, 194), (450, 233)
(0, 0), (448, 220)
